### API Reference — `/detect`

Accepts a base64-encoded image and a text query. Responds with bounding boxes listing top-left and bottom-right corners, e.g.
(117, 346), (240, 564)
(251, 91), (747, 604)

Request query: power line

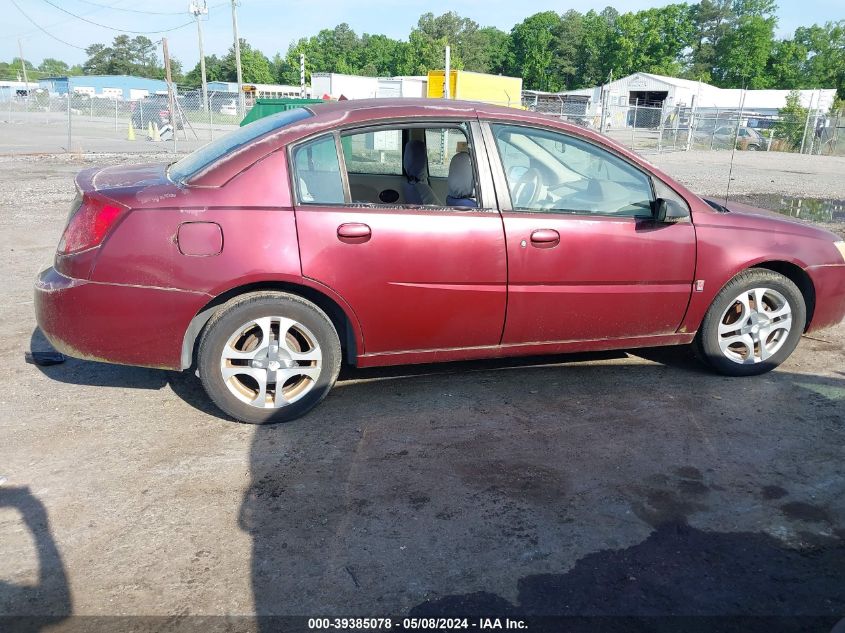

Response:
(70, 0), (192, 15)
(9, 0), (88, 50)
(36, 0), (197, 34)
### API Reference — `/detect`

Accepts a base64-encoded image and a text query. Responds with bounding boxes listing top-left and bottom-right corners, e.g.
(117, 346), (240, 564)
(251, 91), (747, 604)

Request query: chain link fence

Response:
(0, 91), (243, 154)
(2, 88), (843, 157)
(524, 96), (843, 156)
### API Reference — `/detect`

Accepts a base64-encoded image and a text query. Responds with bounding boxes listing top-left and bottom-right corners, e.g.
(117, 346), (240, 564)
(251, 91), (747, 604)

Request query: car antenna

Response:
(724, 85), (747, 208)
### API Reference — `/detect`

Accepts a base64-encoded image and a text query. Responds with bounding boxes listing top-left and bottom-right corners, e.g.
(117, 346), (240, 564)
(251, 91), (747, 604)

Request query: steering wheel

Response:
(511, 168), (541, 208)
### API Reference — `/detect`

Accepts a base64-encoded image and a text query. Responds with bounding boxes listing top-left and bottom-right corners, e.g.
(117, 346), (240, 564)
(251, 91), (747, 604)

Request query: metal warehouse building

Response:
(38, 75), (168, 101)
(561, 72), (837, 127)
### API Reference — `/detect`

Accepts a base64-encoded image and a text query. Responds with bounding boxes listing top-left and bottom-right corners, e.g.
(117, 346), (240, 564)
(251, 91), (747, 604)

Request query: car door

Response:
(484, 121), (696, 345)
(293, 124), (507, 357)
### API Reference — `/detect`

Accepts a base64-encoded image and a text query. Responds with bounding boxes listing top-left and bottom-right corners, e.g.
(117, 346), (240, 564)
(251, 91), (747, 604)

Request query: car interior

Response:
(292, 122), (659, 217)
(492, 124), (654, 217)
(342, 125), (480, 208)
(293, 124), (481, 208)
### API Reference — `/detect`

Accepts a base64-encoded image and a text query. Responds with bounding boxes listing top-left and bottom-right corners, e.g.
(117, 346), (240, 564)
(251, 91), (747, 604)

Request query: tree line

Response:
(3, 2), (844, 100)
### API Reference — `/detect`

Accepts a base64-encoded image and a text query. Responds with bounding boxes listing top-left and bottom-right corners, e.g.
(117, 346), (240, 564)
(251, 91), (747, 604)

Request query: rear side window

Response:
(169, 107), (312, 181)
(341, 130), (402, 175)
(293, 135), (345, 204)
(425, 129), (469, 178)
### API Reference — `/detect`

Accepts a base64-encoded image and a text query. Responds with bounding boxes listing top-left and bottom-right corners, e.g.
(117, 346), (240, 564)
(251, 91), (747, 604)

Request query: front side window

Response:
(292, 135), (344, 204)
(491, 123), (653, 217)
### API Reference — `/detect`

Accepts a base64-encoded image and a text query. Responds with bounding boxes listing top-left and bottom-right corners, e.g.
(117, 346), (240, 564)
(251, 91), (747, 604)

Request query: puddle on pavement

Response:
(729, 194), (845, 224)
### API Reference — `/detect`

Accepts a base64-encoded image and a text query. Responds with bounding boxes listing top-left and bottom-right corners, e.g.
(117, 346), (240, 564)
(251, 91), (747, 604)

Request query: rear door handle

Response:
(337, 223), (371, 241)
(529, 229), (560, 248)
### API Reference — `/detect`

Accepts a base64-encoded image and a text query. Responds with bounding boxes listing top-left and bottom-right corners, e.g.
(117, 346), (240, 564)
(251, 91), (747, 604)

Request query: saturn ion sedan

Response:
(34, 99), (845, 424)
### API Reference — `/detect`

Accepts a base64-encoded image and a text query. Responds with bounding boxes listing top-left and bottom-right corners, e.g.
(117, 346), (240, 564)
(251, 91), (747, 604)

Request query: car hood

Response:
(708, 198), (841, 243)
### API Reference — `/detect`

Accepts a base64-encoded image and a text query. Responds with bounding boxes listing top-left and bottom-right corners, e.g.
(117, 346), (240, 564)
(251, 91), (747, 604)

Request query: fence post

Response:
(114, 98), (118, 132)
(631, 102), (637, 150)
(66, 95), (71, 152)
(209, 102), (214, 141)
(799, 90), (816, 154)
(709, 108), (718, 150)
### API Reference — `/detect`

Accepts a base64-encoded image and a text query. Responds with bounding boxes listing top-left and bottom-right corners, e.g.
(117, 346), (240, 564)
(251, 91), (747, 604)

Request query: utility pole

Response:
(443, 45), (451, 99)
(230, 0), (244, 115)
(190, 1), (209, 113)
(162, 37), (177, 153)
(299, 53), (306, 98)
(600, 69), (612, 134)
(17, 39), (29, 99)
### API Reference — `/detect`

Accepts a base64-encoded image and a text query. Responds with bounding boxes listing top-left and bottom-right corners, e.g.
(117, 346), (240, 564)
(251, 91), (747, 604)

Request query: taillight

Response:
(58, 196), (125, 254)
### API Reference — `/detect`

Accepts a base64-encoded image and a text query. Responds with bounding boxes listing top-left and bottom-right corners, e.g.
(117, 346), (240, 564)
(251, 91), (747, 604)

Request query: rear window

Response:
(169, 107), (312, 182)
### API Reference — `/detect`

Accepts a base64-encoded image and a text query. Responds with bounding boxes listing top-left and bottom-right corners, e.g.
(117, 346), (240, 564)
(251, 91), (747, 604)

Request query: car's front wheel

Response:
(197, 292), (341, 424)
(695, 269), (806, 376)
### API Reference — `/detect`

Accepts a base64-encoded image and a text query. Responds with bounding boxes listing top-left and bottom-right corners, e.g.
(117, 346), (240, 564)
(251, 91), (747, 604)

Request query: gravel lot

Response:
(1, 148), (843, 630)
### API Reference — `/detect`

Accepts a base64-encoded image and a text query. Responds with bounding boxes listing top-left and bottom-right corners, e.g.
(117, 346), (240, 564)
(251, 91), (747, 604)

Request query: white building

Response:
(0, 80), (40, 101)
(311, 73), (427, 100)
(206, 81), (311, 99)
(560, 72), (837, 127)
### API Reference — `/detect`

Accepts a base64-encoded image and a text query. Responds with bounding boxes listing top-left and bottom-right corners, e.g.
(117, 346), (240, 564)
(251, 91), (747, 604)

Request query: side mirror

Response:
(651, 197), (689, 223)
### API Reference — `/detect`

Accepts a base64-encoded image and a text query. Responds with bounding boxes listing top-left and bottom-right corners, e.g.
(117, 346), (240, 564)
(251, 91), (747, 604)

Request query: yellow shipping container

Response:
(426, 70), (523, 108)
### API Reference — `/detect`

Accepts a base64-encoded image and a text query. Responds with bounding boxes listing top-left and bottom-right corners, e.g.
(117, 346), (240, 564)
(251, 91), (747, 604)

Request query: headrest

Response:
(403, 140), (427, 181)
(447, 152), (474, 199)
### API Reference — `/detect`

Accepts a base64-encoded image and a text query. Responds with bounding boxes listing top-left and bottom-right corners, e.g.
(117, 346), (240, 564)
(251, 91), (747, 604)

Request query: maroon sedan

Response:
(34, 99), (845, 424)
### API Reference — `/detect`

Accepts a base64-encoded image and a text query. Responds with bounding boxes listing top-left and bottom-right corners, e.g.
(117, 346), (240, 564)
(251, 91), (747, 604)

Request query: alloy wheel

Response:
(717, 287), (792, 364)
(219, 316), (322, 408)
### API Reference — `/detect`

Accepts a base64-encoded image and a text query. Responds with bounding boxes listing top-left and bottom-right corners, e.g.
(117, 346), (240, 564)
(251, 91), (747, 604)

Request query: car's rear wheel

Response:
(197, 292), (341, 424)
(695, 269), (805, 376)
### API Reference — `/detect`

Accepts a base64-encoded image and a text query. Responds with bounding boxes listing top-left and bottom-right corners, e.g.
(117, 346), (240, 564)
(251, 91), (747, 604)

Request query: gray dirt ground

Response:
(0, 149), (843, 628)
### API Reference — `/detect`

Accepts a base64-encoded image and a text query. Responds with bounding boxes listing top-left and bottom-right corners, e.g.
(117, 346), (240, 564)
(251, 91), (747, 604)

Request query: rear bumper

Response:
(806, 264), (845, 332)
(34, 267), (207, 370)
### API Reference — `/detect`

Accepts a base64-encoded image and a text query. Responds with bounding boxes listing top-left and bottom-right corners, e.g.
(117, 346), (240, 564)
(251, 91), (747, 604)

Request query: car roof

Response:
(303, 97), (563, 126)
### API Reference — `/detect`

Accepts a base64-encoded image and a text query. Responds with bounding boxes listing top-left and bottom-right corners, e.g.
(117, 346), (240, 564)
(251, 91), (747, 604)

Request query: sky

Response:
(3, 0), (843, 73)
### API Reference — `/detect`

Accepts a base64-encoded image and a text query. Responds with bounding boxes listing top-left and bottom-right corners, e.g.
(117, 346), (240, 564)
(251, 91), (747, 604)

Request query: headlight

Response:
(835, 241), (845, 262)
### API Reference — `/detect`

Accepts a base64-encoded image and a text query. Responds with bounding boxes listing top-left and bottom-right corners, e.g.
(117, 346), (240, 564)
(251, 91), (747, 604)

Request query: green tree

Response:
(795, 21), (845, 99)
(575, 9), (617, 88)
(507, 11), (563, 91)
(184, 54), (226, 87)
(774, 89), (809, 149)
(359, 34), (407, 76)
(470, 27), (509, 74)
(219, 39), (274, 84)
(605, 4), (695, 79)
(81, 36), (180, 81)
(687, 0), (733, 81)
(38, 58), (69, 76)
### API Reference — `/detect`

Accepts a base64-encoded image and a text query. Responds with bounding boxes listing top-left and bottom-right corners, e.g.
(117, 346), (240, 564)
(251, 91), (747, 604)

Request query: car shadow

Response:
(239, 354), (845, 625)
(0, 486), (72, 632)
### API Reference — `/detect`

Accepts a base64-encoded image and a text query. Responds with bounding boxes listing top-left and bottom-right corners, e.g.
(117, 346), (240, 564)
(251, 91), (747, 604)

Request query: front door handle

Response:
(337, 223), (371, 242)
(530, 229), (560, 248)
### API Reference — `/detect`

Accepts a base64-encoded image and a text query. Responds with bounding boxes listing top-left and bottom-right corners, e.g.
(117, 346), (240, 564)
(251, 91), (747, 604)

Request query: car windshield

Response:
(169, 107), (313, 182)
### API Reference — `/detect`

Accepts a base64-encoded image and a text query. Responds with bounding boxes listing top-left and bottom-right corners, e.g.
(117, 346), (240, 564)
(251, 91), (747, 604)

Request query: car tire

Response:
(694, 269), (805, 377)
(747, 144), (760, 151)
(197, 291), (342, 424)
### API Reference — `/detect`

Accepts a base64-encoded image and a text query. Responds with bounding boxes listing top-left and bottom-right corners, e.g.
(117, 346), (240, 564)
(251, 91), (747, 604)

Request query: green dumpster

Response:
(240, 98), (325, 126)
